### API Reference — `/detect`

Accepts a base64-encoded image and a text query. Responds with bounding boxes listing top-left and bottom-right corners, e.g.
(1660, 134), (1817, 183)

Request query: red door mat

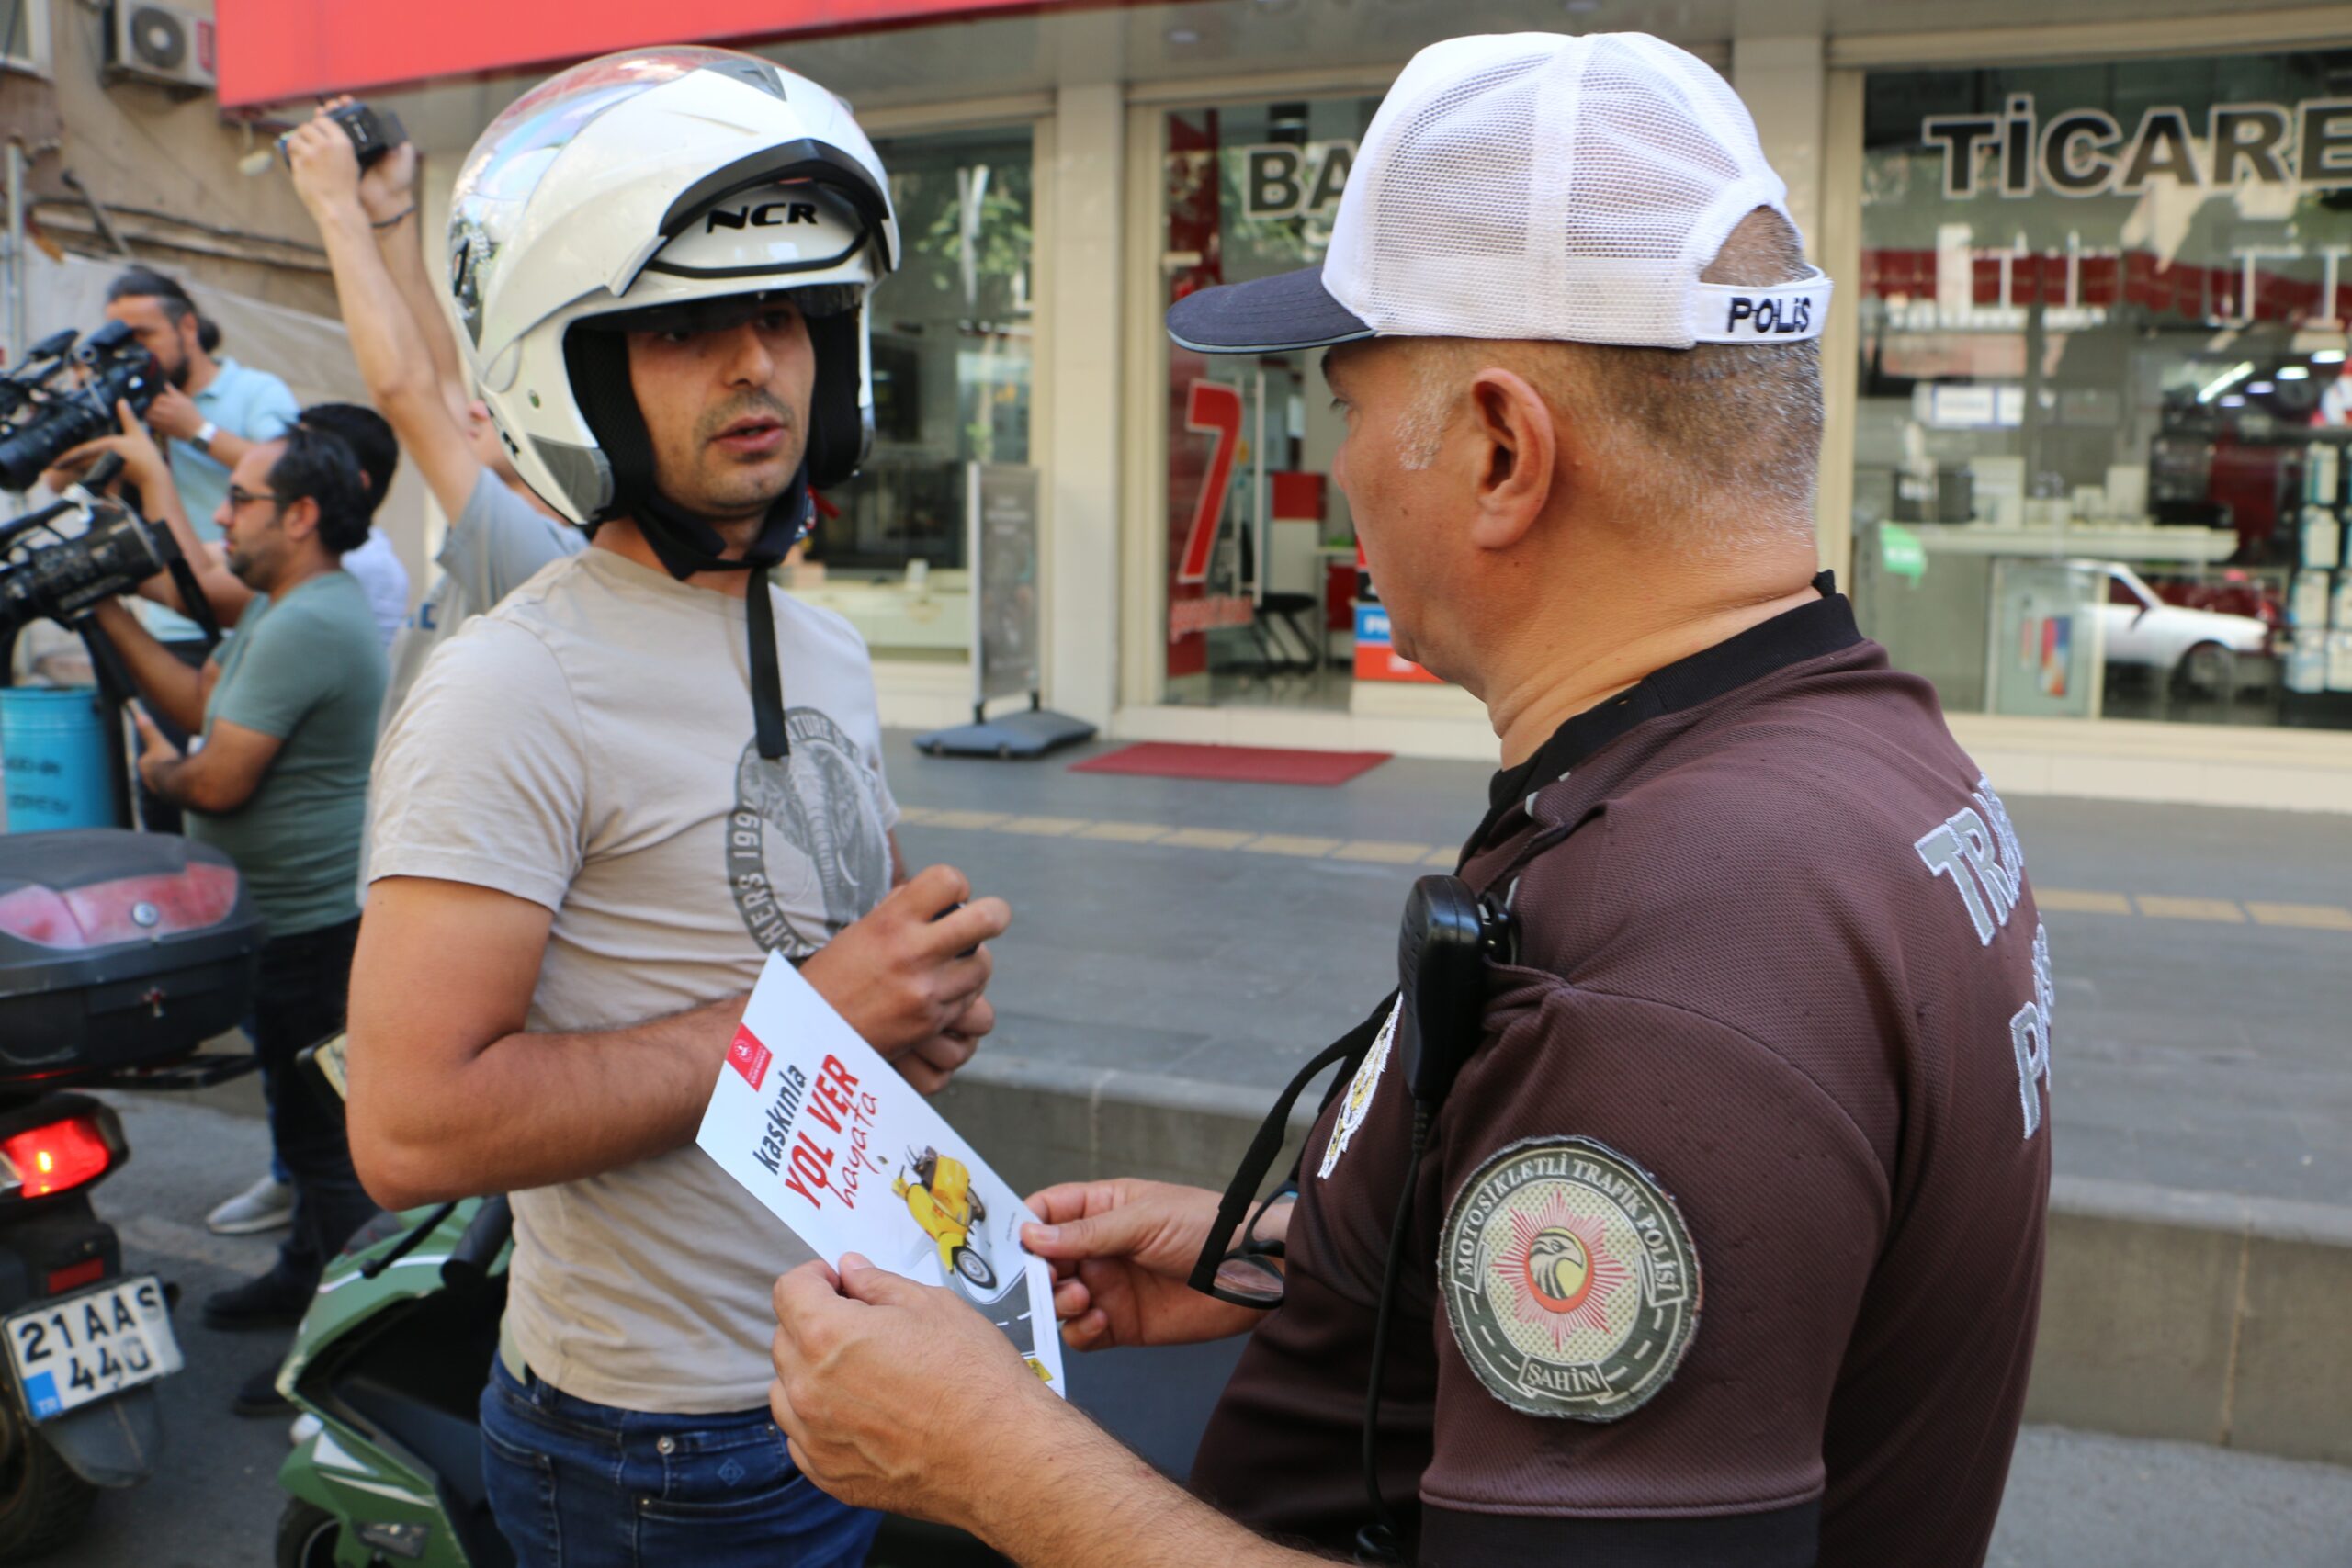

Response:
(1069, 742), (1390, 787)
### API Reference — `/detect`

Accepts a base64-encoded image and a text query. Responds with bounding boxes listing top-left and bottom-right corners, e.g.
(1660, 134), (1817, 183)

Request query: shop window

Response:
(1160, 97), (1385, 711)
(1855, 53), (2352, 729)
(796, 127), (1034, 661)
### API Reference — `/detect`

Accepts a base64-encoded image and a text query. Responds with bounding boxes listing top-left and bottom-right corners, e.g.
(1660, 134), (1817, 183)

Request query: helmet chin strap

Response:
(621, 467), (813, 761)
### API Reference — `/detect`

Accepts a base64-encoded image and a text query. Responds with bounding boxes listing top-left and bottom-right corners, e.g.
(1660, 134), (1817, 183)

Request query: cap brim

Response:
(1166, 266), (1374, 355)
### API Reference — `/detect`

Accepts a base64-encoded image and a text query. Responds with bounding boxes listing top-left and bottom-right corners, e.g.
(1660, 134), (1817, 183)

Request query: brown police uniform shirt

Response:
(1191, 581), (2052, 1568)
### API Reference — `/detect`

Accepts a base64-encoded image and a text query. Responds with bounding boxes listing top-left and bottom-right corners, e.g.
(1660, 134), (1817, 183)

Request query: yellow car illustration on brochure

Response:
(895, 1146), (998, 1292)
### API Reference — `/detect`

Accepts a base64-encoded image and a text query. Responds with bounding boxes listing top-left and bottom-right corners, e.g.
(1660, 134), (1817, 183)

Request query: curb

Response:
(939, 1053), (2352, 1469)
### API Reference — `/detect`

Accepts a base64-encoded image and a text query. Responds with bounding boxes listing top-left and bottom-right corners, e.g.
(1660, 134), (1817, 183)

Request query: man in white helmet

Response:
(345, 48), (1009, 1566)
(769, 33), (2046, 1568)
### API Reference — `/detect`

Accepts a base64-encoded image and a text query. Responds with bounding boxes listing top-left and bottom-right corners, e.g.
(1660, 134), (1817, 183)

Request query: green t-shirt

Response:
(187, 570), (388, 936)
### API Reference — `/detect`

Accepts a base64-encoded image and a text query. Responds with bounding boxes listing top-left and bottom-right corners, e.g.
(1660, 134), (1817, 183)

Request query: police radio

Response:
(1353, 875), (1515, 1564)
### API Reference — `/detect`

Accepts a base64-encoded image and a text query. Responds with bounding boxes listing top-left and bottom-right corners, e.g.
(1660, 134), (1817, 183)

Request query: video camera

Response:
(0, 457), (213, 648)
(274, 100), (407, 171)
(0, 322), (163, 493)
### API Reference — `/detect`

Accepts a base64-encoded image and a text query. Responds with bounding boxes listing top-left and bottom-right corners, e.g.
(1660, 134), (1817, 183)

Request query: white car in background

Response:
(2086, 560), (2272, 693)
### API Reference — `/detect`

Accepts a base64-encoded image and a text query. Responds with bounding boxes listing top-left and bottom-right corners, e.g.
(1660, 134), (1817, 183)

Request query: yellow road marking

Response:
(1335, 840), (1442, 864)
(895, 812), (2334, 935)
(998, 816), (1089, 836)
(1244, 834), (1343, 858)
(1077, 820), (1172, 844)
(2245, 901), (2352, 931)
(2034, 888), (2134, 915)
(1159, 827), (1255, 851)
(926, 809), (1012, 830)
(2135, 895), (2246, 924)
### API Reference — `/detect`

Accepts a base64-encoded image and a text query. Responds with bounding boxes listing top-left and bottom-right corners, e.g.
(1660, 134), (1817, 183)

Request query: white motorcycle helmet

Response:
(449, 46), (897, 519)
(445, 46), (899, 757)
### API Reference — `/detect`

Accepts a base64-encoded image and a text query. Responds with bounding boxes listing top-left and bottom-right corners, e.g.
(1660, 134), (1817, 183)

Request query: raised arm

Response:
(285, 108), (485, 521)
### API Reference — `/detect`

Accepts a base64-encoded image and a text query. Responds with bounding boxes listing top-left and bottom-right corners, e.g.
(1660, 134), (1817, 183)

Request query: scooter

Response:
(274, 1189), (514, 1568)
(0, 827), (263, 1558)
(893, 1145), (997, 1292)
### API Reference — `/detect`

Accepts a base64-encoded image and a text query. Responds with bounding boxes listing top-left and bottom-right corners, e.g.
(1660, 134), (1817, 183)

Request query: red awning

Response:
(214, 0), (1061, 107)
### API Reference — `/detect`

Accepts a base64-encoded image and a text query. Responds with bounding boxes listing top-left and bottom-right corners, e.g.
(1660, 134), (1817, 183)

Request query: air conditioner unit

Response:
(105, 2), (217, 93)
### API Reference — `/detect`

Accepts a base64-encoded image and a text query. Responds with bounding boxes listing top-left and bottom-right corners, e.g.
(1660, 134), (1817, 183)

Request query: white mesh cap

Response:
(1168, 31), (1830, 355)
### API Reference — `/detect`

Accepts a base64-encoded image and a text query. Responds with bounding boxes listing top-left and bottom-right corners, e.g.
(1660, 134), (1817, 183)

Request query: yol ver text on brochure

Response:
(696, 953), (1066, 1393)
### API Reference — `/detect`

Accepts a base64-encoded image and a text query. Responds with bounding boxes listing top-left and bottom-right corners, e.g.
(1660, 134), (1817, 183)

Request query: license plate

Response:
(5, 1277), (183, 1422)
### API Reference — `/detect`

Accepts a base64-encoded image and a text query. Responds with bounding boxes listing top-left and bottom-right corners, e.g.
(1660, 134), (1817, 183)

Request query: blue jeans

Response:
(480, 1359), (881, 1568)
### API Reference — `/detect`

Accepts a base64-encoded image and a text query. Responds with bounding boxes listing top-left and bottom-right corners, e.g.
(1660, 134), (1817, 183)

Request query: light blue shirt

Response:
(171, 357), (300, 540)
(147, 357), (300, 642)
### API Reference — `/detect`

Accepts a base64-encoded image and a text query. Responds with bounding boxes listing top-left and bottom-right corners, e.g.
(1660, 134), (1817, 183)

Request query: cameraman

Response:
(47, 400), (409, 652)
(103, 268), (299, 542)
(283, 97), (580, 730)
(89, 427), (389, 1416)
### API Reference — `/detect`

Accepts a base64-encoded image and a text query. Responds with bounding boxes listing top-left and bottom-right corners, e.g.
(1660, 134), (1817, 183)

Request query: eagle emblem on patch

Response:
(1440, 1136), (1701, 1421)
(1317, 998), (1398, 1180)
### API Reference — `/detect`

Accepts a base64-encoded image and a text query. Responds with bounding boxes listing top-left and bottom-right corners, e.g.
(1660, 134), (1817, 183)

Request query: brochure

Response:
(696, 953), (1066, 1393)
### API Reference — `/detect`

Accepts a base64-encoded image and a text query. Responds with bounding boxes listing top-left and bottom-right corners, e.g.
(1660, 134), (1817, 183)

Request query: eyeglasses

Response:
(224, 486), (279, 511)
(1203, 1185), (1295, 1307)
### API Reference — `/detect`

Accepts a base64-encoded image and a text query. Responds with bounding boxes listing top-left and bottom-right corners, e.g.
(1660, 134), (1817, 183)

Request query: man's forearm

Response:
(315, 199), (452, 425)
(141, 754), (198, 809)
(353, 993), (742, 1208)
(974, 1410), (1333, 1568)
(375, 210), (468, 407)
(200, 430), (254, 471)
(91, 600), (205, 733)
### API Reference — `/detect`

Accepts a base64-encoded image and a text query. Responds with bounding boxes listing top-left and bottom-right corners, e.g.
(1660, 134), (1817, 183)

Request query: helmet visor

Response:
(576, 284), (861, 338)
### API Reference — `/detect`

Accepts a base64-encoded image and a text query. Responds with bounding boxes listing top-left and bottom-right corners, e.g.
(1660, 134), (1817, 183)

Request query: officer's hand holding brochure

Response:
(698, 953), (1066, 1393)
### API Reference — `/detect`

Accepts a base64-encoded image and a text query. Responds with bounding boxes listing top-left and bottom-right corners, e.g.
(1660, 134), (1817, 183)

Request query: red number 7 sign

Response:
(1178, 379), (1242, 584)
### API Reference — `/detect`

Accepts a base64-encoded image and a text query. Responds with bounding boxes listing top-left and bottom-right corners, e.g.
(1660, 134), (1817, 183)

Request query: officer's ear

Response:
(1464, 366), (1555, 553)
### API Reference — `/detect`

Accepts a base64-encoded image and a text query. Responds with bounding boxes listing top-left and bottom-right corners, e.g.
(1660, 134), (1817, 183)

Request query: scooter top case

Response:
(0, 829), (262, 1083)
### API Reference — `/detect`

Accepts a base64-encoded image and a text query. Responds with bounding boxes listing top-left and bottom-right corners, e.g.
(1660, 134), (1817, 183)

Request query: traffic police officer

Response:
(768, 33), (2052, 1568)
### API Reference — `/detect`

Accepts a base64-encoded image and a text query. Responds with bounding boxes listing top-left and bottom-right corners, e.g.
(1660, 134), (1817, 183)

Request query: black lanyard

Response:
(1189, 812), (1589, 1565)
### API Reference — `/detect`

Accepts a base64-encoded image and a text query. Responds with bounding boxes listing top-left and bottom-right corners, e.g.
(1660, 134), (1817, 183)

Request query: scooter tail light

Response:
(0, 1116), (116, 1199)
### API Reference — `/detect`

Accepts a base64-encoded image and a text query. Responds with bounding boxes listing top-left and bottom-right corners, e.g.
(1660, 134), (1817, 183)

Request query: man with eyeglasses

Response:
(90, 427), (390, 1416)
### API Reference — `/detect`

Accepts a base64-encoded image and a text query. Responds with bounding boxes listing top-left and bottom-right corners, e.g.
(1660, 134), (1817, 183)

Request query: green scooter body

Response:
(274, 1200), (508, 1568)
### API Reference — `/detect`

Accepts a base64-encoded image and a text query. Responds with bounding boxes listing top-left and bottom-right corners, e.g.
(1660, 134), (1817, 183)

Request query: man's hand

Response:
(143, 383), (204, 444)
(1023, 1179), (1273, 1350)
(770, 1253), (1072, 1529)
(41, 400), (172, 499)
(799, 865), (1009, 1089)
(318, 95), (418, 226)
(130, 705), (182, 793)
(285, 105), (366, 222)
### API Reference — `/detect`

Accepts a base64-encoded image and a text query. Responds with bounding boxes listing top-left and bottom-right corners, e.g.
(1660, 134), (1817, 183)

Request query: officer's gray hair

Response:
(1393, 208), (1823, 542)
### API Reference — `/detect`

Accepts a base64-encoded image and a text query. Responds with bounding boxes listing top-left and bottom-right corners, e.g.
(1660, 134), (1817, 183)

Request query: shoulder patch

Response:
(1317, 998), (1398, 1179)
(1440, 1135), (1701, 1421)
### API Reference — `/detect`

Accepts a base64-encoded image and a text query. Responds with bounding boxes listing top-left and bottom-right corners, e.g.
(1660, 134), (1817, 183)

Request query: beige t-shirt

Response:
(368, 547), (899, 1413)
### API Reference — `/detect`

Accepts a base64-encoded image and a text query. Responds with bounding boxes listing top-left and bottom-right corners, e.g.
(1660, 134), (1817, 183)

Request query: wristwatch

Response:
(193, 419), (219, 450)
